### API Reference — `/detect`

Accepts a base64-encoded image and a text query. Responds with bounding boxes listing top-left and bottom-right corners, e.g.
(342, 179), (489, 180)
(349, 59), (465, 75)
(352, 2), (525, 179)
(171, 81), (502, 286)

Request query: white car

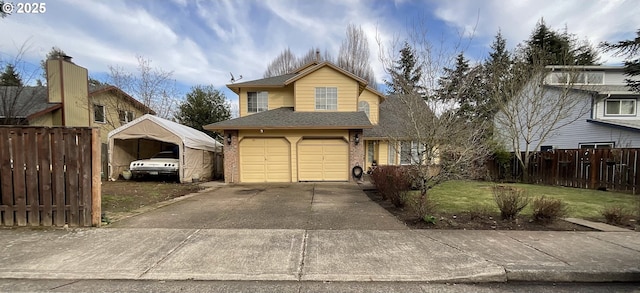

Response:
(129, 151), (179, 179)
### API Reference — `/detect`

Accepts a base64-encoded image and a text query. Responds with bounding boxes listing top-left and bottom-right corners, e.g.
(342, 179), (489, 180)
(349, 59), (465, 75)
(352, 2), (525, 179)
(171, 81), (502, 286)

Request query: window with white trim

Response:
(605, 99), (636, 116)
(400, 141), (425, 165)
(358, 101), (370, 118)
(247, 91), (268, 113)
(579, 142), (614, 149)
(547, 71), (604, 85)
(315, 87), (337, 110)
(93, 104), (105, 123)
(118, 110), (135, 124)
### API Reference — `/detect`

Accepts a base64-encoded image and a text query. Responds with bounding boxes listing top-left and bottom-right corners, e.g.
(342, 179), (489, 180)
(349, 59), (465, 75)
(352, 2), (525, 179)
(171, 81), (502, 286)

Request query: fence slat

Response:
(64, 130), (80, 226)
(51, 128), (66, 226)
(38, 129), (53, 226)
(25, 128), (40, 226)
(0, 129), (14, 226)
(78, 129), (92, 226)
(12, 129), (27, 226)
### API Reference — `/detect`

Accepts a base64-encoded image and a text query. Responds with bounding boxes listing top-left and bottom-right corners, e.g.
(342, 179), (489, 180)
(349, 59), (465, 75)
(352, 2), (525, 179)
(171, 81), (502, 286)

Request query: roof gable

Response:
(226, 61), (373, 95)
(89, 85), (156, 115)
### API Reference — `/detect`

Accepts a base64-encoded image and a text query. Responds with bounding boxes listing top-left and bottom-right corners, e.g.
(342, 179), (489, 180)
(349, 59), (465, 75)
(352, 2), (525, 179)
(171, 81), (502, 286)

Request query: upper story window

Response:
(315, 87), (337, 110)
(358, 101), (370, 118)
(118, 110), (135, 125)
(93, 104), (105, 123)
(605, 99), (636, 116)
(247, 91), (268, 113)
(547, 71), (604, 85)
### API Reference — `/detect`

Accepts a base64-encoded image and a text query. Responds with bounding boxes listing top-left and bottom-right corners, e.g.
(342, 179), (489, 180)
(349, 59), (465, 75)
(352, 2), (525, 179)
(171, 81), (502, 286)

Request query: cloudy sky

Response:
(2, 0), (638, 109)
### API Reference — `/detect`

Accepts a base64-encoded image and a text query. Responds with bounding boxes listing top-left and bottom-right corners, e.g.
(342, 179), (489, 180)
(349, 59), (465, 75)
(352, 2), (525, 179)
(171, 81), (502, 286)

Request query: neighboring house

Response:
(205, 61), (389, 183)
(89, 84), (155, 144)
(0, 56), (154, 175)
(497, 65), (640, 151)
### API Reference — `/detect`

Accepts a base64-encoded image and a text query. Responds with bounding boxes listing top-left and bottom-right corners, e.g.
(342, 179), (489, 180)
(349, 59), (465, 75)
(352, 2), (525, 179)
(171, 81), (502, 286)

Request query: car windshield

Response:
(152, 151), (178, 159)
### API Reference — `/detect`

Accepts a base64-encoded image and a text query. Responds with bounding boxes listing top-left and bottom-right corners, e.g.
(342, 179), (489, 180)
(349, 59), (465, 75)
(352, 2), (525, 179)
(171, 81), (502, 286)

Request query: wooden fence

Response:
(488, 148), (640, 194)
(0, 127), (101, 227)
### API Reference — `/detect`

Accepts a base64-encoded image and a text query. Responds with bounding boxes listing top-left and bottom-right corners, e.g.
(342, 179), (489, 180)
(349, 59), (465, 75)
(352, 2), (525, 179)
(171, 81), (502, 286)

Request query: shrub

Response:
(493, 185), (530, 220)
(371, 166), (411, 208)
(531, 196), (568, 224)
(602, 205), (634, 225)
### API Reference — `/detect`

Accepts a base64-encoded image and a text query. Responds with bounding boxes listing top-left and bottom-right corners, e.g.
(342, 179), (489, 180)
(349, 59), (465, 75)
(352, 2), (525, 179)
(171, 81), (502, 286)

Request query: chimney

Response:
(315, 49), (320, 62)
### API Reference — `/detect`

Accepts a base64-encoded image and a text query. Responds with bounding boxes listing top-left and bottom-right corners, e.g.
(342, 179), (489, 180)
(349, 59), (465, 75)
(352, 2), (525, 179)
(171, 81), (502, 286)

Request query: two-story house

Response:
(497, 65), (640, 151)
(205, 61), (386, 183)
(0, 56), (154, 174)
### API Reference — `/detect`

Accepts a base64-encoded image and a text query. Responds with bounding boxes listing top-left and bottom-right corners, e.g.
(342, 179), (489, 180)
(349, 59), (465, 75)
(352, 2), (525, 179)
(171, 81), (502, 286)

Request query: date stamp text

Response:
(1, 2), (47, 14)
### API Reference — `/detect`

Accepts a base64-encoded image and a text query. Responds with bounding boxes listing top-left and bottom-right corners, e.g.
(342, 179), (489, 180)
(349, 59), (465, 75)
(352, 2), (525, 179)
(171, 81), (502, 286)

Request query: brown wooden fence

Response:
(0, 127), (101, 227)
(488, 148), (640, 194)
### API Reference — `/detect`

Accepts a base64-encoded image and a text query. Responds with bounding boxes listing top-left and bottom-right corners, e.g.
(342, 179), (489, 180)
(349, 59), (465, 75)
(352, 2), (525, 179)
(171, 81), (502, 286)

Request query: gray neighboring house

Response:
(497, 65), (640, 151)
(0, 86), (58, 125)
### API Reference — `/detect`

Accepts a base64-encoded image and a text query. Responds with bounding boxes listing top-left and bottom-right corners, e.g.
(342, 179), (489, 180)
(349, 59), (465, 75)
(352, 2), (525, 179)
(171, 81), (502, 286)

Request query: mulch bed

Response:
(364, 189), (595, 231)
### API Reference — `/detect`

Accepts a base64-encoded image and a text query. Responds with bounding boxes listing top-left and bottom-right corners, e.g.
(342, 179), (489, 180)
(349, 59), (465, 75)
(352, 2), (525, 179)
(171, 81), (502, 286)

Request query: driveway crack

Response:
(138, 229), (201, 278)
(297, 230), (309, 281)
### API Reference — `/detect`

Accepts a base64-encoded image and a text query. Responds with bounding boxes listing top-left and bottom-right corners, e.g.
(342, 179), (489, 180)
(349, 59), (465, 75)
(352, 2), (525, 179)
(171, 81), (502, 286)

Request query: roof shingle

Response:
(205, 107), (373, 130)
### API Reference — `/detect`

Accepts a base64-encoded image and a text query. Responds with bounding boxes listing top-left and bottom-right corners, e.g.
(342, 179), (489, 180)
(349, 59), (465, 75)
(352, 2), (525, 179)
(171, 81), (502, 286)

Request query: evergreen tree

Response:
(483, 30), (512, 118)
(601, 29), (640, 93)
(384, 42), (424, 96)
(0, 64), (22, 86)
(524, 19), (599, 65)
(39, 46), (67, 84)
(174, 85), (231, 140)
(436, 52), (484, 121)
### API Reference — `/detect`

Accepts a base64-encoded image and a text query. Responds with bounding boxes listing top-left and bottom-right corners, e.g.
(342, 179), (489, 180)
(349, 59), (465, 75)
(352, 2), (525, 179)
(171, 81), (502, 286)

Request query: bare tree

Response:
(382, 92), (490, 219)
(377, 24), (489, 220)
(0, 42), (48, 125)
(107, 55), (177, 118)
(263, 48), (298, 77)
(338, 24), (376, 88)
(263, 47), (332, 78)
(493, 49), (591, 180)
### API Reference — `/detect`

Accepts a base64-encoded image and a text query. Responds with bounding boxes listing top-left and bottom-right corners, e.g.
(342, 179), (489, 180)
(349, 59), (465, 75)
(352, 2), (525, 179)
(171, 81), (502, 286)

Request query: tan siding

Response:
(358, 89), (381, 124)
(90, 92), (149, 143)
(239, 88), (247, 117)
(269, 85), (294, 109)
(238, 86), (294, 117)
(294, 67), (359, 112)
(46, 60), (62, 103)
(239, 129), (349, 182)
(29, 114), (54, 126)
(61, 61), (90, 127)
(377, 141), (389, 165)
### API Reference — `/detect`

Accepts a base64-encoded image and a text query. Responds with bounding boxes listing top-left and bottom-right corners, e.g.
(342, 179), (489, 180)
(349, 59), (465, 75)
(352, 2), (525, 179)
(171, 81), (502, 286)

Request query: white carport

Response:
(108, 114), (222, 183)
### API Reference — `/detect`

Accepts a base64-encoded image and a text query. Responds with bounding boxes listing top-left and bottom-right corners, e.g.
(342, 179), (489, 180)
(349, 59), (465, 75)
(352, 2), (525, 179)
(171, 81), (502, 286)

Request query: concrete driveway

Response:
(108, 183), (407, 230)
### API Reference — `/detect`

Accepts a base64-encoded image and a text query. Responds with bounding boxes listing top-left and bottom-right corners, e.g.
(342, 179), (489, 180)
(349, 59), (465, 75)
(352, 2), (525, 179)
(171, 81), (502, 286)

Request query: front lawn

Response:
(101, 180), (204, 221)
(428, 180), (638, 219)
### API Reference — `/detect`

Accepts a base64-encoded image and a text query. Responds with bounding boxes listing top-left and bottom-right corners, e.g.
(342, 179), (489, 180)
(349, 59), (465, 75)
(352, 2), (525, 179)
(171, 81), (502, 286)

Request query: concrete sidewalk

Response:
(0, 228), (638, 283)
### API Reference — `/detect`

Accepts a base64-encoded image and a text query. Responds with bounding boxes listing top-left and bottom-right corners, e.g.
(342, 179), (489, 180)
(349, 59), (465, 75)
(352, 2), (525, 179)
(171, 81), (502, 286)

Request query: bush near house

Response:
(370, 166), (411, 208)
(492, 185), (531, 220)
(531, 196), (568, 224)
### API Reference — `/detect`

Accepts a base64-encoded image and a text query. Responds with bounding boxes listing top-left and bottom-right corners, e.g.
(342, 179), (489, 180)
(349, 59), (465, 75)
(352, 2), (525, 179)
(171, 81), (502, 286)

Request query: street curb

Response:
(506, 268), (640, 282)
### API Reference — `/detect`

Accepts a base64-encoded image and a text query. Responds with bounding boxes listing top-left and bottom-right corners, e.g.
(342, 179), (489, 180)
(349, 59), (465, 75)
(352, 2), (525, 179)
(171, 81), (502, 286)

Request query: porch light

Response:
(354, 133), (360, 145)
(227, 133), (232, 145)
